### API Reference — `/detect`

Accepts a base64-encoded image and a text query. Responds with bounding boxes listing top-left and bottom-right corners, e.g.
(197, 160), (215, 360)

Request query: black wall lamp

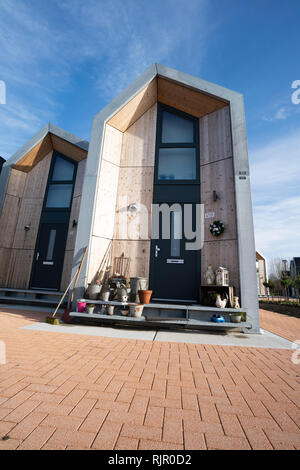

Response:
(213, 191), (219, 202)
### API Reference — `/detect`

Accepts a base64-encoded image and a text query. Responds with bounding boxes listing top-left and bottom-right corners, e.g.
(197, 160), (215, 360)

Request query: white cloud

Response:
(250, 130), (300, 262)
(250, 130), (300, 197)
(262, 106), (292, 121)
(254, 196), (300, 263)
(0, 0), (208, 158)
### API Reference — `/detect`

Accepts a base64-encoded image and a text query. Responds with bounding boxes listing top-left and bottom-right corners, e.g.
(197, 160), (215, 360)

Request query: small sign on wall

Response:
(205, 212), (215, 219)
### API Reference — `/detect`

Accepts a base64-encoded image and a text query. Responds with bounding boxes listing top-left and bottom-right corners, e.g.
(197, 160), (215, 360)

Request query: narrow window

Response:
(170, 210), (182, 257)
(46, 184), (73, 208)
(157, 106), (198, 182)
(46, 229), (56, 261)
(45, 154), (76, 209)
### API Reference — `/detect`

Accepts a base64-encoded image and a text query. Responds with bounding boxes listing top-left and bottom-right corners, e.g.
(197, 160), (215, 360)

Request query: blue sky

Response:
(0, 0), (299, 268)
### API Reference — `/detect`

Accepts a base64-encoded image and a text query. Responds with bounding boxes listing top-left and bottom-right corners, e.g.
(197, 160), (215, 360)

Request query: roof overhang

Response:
(0, 124), (89, 214)
(100, 63), (242, 133)
(256, 250), (266, 262)
(7, 123), (89, 173)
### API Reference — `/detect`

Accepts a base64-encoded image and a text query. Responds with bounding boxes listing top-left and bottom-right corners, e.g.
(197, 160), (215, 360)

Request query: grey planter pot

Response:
(230, 314), (242, 323)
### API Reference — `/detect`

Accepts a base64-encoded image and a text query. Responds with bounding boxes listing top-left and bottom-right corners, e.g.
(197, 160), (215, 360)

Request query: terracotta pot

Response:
(138, 290), (152, 304)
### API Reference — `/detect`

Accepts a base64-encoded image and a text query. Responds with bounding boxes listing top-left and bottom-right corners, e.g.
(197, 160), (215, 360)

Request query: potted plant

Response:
(86, 304), (95, 314)
(204, 291), (217, 306)
(229, 312), (243, 323)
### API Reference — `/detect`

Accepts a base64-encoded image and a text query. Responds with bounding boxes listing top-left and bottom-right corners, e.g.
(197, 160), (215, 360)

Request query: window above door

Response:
(155, 104), (199, 184)
(44, 152), (77, 210)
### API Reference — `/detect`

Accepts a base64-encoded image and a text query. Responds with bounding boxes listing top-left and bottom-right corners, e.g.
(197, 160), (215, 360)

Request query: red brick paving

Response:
(260, 308), (300, 342)
(0, 308), (299, 450)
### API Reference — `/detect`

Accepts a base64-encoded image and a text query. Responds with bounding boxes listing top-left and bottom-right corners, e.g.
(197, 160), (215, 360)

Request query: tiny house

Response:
(0, 64), (259, 332)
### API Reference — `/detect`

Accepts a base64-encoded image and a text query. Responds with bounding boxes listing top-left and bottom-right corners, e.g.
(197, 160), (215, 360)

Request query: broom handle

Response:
(52, 246), (88, 318)
(69, 246), (88, 305)
(52, 268), (80, 318)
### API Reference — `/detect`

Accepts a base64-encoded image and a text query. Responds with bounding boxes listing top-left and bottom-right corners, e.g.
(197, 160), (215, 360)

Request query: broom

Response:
(46, 247), (88, 325)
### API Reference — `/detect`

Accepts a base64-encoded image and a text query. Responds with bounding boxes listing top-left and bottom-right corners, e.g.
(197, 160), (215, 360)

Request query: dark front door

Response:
(30, 222), (68, 290)
(150, 203), (200, 303)
(149, 103), (201, 303)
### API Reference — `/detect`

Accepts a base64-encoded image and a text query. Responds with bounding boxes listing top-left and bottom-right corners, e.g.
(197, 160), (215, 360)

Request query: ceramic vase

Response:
(205, 265), (215, 285)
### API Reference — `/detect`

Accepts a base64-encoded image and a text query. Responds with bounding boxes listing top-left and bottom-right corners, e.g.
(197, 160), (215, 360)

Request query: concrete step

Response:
(143, 302), (248, 323)
(70, 311), (251, 332)
(0, 288), (66, 308)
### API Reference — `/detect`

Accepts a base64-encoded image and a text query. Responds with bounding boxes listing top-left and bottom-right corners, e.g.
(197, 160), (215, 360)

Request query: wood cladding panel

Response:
(6, 249), (34, 289)
(12, 198), (43, 250)
(66, 196), (81, 251)
(200, 106), (232, 165)
(22, 151), (52, 199)
(120, 105), (157, 167)
(93, 160), (120, 240)
(2, 142), (87, 290)
(112, 240), (150, 279)
(73, 159), (86, 198)
(114, 167), (154, 241)
(0, 195), (20, 249)
(60, 250), (74, 292)
(101, 125), (123, 166)
(158, 77), (227, 119)
(13, 134), (53, 173)
(108, 79), (157, 132)
(0, 248), (11, 287)
(201, 240), (240, 296)
(6, 169), (26, 197)
(201, 157), (237, 241)
(88, 236), (111, 284)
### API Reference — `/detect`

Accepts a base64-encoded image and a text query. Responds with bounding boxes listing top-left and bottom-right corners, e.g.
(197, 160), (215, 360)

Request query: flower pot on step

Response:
(230, 314), (242, 323)
(138, 290), (152, 304)
(107, 305), (114, 316)
(129, 304), (144, 318)
(77, 299), (86, 313)
(86, 284), (102, 300)
(86, 305), (95, 314)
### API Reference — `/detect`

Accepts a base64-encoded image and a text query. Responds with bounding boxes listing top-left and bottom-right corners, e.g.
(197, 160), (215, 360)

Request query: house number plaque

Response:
(167, 259), (184, 264)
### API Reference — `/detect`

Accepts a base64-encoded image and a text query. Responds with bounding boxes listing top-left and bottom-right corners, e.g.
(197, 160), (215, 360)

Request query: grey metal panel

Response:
(230, 95), (260, 333)
(48, 124), (89, 151)
(156, 63), (242, 101)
